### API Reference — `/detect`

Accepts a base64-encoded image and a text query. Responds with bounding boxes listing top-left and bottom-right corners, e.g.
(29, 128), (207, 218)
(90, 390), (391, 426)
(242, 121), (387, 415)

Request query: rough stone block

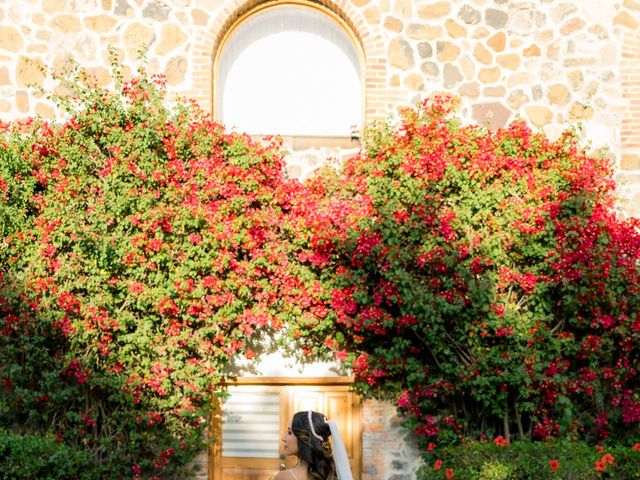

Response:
(560, 17), (586, 36)
(547, 83), (570, 105)
(403, 73), (424, 91)
(43, 0), (66, 15)
(50, 15), (82, 33)
(417, 2), (451, 20)
(614, 11), (639, 29)
(551, 3), (577, 22)
(16, 90), (29, 113)
(472, 101), (511, 129)
(436, 41), (461, 61)
(123, 23), (154, 58)
(478, 66), (500, 83)
(443, 63), (463, 87)
(459, 5), (481, 24)
(508, 72), (531, 88)
(143, 1), (170, 21)
(85, 15), (118, 33)
(525, 105), (553, 127)
(363, 6), (381, 24)
(445, 19), (467, 38)
(417, 42), (433, 58)
(0, 26), (24, 52)
(421, 61), (439, 77)
(459, 81), (480, 99)
(16, 56), (45, 87)
(484, 85), (506, 96)
(0, 66), (9, 85)
(388, 37), (414, 70)
(508, 89), (529, 109)
(35, 101), (55, 118)
(621, 153), (640, 170)
(473, 43), (492, 64)
(165, 56), (187, 85)
(486, 8), (508, 29)
(192, 9), (209, 25)
(497, 53), (520, 70)
(384, 16), (404, 33)
(523, 44), (541, 56)
(156, 23), (187, 55)
(487, 31), (506, 51)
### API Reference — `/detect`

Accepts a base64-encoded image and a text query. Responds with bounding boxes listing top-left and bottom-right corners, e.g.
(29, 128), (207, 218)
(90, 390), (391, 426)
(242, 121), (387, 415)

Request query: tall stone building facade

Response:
(1, 1), (639, 479)
(2, 0), (640, 215)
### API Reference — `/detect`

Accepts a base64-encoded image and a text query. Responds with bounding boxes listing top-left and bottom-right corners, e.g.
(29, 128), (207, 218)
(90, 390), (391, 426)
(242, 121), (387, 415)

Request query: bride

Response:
(276, 410), (353, 480)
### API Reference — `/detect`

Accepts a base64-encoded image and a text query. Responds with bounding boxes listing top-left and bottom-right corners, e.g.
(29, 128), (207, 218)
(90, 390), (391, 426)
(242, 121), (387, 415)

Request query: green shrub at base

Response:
(418, 440), (640, 480)
(0, 429), (92, 480)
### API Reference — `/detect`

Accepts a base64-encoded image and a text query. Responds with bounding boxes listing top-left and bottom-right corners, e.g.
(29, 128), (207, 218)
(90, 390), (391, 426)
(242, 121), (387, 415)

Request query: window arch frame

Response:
(211, 0), (367, 141)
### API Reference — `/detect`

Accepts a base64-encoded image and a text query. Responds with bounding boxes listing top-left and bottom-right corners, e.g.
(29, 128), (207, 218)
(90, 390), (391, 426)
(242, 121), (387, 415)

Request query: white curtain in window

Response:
(222, 389), (280, 458)
(217, 5), (362, 136)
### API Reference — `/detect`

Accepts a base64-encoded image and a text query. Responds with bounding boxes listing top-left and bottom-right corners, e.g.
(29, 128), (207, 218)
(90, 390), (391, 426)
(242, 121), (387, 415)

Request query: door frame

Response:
(210, 377), (361, 480)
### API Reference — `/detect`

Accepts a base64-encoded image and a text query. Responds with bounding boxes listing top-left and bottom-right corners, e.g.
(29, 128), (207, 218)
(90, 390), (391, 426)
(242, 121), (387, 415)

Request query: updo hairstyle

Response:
(291, 410), (337, 480)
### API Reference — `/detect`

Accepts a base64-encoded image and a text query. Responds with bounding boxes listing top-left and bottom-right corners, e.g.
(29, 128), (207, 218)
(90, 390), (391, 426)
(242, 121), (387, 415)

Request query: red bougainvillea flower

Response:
(494, 435), (508, 447)
(594, 453), (614, 472)
(434, 459), (443, 470)
(549, 459), (559, 472)
(445, 468), (454, 479)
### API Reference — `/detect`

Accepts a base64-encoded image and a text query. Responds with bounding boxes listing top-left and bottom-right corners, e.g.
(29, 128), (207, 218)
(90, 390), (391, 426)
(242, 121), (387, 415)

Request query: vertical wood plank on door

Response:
(286, 386), (361, 477)
(326, 392), (352, 455)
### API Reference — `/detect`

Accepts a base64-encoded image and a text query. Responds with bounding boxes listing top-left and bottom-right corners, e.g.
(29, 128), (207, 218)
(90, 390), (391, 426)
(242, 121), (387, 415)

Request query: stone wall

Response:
(362, 400), (423, 480)
(1, 1), (639, 478)
(1, 0), (639, 215)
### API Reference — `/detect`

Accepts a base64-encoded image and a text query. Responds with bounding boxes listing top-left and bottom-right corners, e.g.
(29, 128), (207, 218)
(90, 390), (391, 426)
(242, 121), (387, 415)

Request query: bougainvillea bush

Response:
(0, 68), (302, 478)
(289, 97), (640, 449)
(418, 439), (640, 480)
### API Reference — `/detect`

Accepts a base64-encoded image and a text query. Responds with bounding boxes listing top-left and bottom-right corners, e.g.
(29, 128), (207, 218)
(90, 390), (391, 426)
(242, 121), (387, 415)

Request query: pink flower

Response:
(148, 237), (163, 252)
(397, 390), (410, 408)
(335, 349), (348, 362)
(129, 282), (145, 295)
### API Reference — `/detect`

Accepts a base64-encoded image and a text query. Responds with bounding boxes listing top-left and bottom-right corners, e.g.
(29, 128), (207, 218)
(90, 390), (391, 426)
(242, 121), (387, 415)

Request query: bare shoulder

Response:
(275, 470), (296, 480)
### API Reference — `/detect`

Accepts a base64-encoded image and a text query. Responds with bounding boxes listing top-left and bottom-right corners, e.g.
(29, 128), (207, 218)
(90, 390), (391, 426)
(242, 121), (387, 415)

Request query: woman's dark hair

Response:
(291, 411), (336, 480)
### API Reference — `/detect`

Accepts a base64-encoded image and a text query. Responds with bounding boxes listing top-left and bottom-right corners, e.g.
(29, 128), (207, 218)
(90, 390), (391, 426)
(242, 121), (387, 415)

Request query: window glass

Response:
(221, 389), (281, 458)
(217, 5), (362, 136)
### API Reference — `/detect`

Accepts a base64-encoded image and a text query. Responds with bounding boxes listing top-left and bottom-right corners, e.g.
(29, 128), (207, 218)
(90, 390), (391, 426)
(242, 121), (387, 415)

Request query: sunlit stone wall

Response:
(1, 0), (638, 213)
(1, 1), (639, 478)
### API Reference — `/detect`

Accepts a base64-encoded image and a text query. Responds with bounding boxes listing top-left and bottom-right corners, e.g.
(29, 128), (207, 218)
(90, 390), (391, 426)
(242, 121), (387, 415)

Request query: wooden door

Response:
(285, 386), (361, 475)
(210, 381), (361, 480)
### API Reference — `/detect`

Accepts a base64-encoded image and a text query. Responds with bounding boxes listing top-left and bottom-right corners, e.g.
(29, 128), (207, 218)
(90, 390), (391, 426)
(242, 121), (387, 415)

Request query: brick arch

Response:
(188, 0), (392, 124)
(619, 27), (640, 217)
(621, 28), (640, 151)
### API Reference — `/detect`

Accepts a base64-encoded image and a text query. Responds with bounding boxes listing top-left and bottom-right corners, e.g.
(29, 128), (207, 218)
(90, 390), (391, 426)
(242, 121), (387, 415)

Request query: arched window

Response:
(215, 4), (363, 137)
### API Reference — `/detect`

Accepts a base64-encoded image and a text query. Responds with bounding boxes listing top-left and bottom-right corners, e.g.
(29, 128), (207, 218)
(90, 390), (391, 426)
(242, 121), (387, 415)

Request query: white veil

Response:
(326, 419), (353, 480)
